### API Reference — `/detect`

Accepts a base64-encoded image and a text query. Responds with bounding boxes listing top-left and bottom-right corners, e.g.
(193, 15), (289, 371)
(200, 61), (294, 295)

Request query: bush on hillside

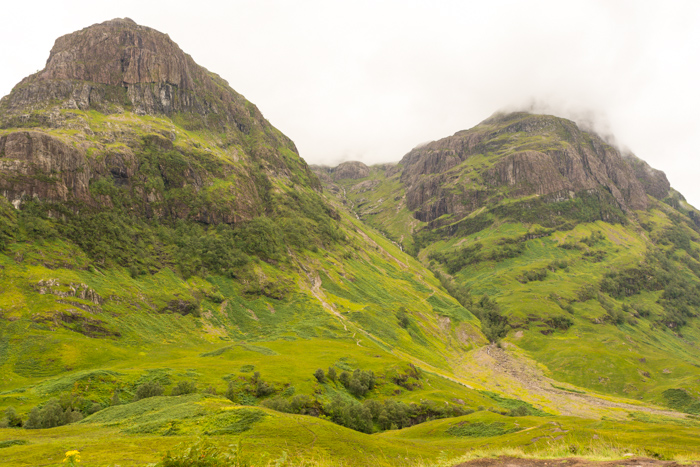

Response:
(1, 407), (23, 428)
(135, 381), (164, 400)
(327, 367), (337, 383)
(396, 307), (410, 328)
(171, 380), (197, 396)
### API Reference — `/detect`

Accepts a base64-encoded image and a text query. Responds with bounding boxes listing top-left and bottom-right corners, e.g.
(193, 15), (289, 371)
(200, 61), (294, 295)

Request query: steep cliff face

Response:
(2, 18), (270, 132)
(399, 113), (670, 224)
(0, 18), (320, 223)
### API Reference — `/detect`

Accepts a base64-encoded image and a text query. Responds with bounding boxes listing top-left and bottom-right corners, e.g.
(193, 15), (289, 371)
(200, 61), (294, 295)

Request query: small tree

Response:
(226, 381), (237, 402)
(327, 367), (337, 383)
(314, 369), (326, 383)
(4, 407), (22, 427)
(338, 371), (351, 387)
(255, 379), (275, 398)
(24, 407), (41, 429)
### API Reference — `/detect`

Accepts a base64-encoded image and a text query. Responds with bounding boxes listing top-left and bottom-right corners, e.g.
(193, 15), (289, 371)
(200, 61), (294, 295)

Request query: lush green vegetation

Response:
(5, 94), (700, 465)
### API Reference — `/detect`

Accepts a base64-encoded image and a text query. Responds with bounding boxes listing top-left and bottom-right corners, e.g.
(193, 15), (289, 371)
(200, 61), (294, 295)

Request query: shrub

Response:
(576, 284), (598, 302)
(397, 307), (410, 328)
(313, 369), (326, 384)
(135, 381), (164, 400)
(3, 407), (22, 428)
(226, 381), (237, 403)
(172, 380), (197, 396)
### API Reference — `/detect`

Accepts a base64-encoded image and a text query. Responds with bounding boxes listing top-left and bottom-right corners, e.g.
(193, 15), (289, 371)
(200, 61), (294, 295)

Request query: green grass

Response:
(2, 403), (700, 466)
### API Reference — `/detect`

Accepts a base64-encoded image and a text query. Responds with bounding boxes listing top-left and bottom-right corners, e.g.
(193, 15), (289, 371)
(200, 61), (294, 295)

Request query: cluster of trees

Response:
(600, 247), (700, 330)
(428, 243), (483, 274)
(324, 396), (473, 433)
(517, 268), (548, 283)
(131, 379), (199, 401)
(261, 394), (318, 416)
(472, 295), (508, 343)
(428, 239), (527, 275)
(432, 271), (472, 308)
(226, 371), (275, 403)
(2, 393), (103, 430)
(314, 368), (377, 398)
(581, 230), (605, 247)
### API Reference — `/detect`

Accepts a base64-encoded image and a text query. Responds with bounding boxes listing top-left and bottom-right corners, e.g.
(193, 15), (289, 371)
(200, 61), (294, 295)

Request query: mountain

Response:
(2, 20), (700, 466)
(313, 111), (700, 412)
(0, 19), (505, 465)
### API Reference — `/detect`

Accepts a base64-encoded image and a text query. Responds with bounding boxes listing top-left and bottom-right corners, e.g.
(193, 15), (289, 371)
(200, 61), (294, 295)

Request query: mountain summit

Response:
(2, 17), (261, 128)
(399, 112), (670, 225)
(0, 18), (321, 225)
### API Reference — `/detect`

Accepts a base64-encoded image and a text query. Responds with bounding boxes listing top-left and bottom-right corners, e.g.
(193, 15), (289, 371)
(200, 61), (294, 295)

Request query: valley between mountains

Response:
(1, 18), (700, 467)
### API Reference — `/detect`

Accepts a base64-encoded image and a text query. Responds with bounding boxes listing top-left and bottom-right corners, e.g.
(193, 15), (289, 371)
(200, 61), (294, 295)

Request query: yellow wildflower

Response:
(63, 450), (81, 464)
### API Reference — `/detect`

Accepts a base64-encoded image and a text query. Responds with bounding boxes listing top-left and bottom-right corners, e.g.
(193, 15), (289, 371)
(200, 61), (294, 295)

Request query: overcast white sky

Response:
(1, 0), (699, 205)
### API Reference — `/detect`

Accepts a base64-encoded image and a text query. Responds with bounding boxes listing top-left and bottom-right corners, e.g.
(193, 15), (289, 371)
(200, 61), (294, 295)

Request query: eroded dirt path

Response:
(454, 457), (697, 467)
(461, 344), (685, 419)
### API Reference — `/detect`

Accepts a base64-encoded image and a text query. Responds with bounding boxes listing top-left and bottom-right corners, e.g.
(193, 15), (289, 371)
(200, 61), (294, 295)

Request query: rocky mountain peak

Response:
(38, 18), (195, 90)
(398, 112), (671, 224)
(0, 18), (261, 133)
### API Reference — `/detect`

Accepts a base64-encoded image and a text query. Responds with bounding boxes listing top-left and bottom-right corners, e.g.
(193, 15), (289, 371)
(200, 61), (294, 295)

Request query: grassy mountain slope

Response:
(314, 113), (700, 417)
